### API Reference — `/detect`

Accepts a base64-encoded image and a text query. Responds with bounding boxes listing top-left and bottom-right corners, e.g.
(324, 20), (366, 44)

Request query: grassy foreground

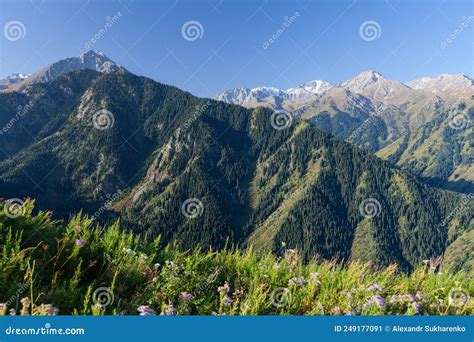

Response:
(0, 200), (472, 316)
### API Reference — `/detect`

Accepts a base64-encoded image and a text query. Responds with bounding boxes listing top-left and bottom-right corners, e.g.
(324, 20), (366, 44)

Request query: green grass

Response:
(0, 200), (472, 316)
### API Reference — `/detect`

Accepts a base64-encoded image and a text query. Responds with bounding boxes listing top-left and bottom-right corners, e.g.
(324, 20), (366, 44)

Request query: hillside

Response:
(218, 72), (474, 193)
(0, 67), (471, 272)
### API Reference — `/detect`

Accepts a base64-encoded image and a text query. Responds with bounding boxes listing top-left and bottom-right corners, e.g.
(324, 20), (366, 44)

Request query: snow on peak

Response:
(216, 80), (332, 107)
(341, 70), (386, 89)
(287, 80), (333, 95)
(0, 73), (30, 87)
(407, 74), (473, 93)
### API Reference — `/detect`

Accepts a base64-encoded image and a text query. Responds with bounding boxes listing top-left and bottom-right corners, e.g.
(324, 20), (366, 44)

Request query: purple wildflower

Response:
(137, 305), (156, 316)
(415, 291), (424, 301)
(412, 302), (423, 314)
(222, 295), (233, 308)
(20, 297), (30, 316)
(180, 292), (194, 302)
(217, 282), (230, 293)
(345, 310), (357, 316)
(389, 294), (399, 303)
(402, 294), (417, 302)
(37, 304), (59, 316)
(362, 299), (374, 309)
(372, 294), (386, 308)
(75, 239), (85, 247)
(366, 284), (383, 292)
(161, 304), (176, 316)
(73, 225), (82, 232)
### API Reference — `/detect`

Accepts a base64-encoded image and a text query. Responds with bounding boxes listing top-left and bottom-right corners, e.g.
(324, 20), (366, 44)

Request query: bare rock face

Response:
(408, 74), (474, 98)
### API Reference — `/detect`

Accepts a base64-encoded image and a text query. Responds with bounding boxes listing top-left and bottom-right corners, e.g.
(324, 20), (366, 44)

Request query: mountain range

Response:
(0, 50), (122, 93)
(0, 73), (30, 89)
(217, 71), (474, 193)
(0, 51), (472, 272)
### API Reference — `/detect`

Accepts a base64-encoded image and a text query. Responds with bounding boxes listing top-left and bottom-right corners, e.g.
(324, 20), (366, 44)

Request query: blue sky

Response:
(0, 0), (473, 97)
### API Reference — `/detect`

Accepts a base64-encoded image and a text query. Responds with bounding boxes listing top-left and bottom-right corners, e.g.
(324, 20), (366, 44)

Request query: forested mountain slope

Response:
(0, 68), (471, 272)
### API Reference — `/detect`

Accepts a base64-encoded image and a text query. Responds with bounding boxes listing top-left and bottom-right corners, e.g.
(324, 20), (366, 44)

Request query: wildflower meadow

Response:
(0, 200), (472, 316)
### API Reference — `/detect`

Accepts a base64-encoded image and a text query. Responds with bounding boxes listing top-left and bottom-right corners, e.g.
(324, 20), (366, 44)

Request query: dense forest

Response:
(0, 69), (471, 273)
